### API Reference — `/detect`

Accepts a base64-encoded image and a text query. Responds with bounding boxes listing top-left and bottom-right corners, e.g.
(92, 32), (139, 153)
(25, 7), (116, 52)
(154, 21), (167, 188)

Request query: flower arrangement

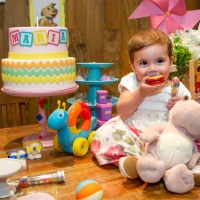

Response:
(169, 29), (200, 80)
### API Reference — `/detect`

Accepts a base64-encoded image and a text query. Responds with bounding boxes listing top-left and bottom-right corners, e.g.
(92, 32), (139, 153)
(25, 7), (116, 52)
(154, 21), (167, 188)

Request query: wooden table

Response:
(0, 124), (200, 200)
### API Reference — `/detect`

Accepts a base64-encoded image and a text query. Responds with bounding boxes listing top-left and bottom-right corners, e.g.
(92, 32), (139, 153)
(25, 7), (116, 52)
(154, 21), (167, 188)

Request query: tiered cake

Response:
(1, 27), (76, 92)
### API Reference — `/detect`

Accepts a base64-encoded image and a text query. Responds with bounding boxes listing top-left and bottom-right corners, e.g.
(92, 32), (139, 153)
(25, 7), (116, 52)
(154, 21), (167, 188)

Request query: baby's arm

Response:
(116, 87), (145, 117)
(117, 76), (165, 118)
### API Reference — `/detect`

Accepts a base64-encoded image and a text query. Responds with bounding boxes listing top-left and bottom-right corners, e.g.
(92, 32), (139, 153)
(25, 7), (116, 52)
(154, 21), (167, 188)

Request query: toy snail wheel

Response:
(88, 131), (96, 147)
(68, 102), (91, 134)
(72, 137), (89, 156)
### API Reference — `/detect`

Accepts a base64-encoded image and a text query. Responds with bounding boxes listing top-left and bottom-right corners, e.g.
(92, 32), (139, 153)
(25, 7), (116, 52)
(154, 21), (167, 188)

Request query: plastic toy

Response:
(96, 90), (108, 104)
(96, 103), (112, 121)
(19, 170), (65, 187)
(23, 140), (43, 160)
(75, 179), (103, 200)
(47, 101), (97, 156)
(171, 76), (180, 97)
(68, 63), (119, 116)
(7, 148), (28, 170)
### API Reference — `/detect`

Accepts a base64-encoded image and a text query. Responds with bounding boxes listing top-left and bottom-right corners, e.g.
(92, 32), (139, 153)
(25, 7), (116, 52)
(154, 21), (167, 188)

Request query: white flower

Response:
(168, 29), (200, 80)
(169, 29), (200, 60)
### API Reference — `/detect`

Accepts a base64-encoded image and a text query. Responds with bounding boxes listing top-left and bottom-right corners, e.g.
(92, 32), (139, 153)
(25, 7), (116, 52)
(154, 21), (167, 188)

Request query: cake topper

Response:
(36, 14), (39, 27)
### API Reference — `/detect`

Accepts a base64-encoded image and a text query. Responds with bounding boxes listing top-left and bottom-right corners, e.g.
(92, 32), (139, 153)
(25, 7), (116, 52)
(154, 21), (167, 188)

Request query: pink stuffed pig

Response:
(137, 98), (200, 194)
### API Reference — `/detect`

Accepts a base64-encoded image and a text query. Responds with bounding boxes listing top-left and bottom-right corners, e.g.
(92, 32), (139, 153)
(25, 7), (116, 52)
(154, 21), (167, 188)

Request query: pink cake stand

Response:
(1, 84), (79, 147)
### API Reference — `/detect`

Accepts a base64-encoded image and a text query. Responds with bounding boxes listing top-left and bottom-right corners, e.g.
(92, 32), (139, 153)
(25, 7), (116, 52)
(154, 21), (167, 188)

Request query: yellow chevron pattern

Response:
(3, 73), (76, 84)
(2, 58), (76, 69)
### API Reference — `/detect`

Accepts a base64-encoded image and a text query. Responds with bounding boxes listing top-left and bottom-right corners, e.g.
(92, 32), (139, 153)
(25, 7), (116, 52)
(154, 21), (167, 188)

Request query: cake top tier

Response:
(8, 27), (69, 60)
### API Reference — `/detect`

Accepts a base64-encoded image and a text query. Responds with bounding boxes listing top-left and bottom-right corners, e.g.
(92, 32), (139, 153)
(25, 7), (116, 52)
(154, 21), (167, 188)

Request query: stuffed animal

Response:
(135, 98), (200, 194)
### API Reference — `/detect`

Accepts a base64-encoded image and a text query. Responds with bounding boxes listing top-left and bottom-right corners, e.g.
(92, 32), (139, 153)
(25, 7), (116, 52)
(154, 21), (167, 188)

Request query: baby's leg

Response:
(91, 116), (142, 168)
(119, 156), (139, 179)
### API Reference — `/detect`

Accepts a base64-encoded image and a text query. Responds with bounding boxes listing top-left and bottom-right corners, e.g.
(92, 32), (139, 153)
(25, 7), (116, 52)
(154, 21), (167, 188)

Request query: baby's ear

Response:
(129, 61), (135, 71)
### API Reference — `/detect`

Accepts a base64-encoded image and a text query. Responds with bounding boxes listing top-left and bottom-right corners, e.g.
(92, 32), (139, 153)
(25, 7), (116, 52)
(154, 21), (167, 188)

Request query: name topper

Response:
(10, 29), (68, 47)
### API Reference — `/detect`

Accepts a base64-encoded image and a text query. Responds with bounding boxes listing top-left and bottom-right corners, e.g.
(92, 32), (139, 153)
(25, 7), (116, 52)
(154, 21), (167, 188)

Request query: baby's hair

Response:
(127, 29), (173, 62)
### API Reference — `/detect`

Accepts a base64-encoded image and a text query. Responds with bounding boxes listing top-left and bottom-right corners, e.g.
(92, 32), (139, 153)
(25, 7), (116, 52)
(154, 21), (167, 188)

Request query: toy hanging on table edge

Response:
(47, 100), (97, 157)
(195, 63), (200, 93)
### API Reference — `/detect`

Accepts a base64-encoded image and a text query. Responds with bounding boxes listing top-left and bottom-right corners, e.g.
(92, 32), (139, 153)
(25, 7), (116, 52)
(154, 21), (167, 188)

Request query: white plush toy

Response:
(136, 98), (200, 194)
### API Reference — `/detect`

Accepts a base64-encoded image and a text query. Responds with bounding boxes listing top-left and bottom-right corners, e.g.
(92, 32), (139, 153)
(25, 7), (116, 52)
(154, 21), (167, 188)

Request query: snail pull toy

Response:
(47, 101), (97, 157)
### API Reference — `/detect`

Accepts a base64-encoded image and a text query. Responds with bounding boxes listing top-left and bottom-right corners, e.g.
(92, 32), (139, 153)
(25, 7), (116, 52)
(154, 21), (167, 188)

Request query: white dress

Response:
(90, 73), (191, 165)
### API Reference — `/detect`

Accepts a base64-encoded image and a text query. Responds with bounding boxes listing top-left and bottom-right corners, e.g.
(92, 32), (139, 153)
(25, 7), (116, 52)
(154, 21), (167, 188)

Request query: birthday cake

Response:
(1, 27), (76, 92)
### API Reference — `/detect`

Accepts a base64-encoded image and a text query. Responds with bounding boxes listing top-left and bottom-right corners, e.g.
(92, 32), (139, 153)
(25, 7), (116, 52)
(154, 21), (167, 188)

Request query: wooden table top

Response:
(0, 124), (200, 200)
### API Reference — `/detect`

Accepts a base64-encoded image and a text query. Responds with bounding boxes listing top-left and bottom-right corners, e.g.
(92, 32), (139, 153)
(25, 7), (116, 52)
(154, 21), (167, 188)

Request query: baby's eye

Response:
(140, 61), (147, 66)
(157, 59), (164, 64)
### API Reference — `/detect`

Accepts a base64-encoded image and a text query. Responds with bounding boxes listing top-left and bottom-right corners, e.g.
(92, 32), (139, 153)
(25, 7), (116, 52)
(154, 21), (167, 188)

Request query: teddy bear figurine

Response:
(120, 97), (200, 194)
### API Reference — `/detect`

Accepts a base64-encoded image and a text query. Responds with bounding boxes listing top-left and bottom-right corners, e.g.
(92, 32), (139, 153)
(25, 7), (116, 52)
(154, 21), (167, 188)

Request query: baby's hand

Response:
(138, 76), (165, 97)
(167, 96), (181, 110)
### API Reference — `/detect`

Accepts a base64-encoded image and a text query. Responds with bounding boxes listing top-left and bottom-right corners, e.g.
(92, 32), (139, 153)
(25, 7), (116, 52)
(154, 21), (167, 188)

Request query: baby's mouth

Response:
(148, 71), (160, 77)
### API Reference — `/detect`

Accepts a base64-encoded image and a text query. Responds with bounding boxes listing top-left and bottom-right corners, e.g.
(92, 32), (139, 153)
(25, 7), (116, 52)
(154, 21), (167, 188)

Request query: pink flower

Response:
(90, 139), (101, 154)
(104, 145), (125, 162)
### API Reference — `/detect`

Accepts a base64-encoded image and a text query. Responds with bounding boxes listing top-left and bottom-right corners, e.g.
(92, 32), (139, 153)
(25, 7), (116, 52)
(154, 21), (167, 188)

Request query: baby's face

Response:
(131, 44), (173, 82)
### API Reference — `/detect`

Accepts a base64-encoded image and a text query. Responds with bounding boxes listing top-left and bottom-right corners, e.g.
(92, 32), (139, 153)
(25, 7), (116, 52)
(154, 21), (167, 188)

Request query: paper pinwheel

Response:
(129, 0), (200, 34)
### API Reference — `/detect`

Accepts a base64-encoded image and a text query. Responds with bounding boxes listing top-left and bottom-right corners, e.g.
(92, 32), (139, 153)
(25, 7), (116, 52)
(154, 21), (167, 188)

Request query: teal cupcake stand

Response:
(67, 62), (119, 116)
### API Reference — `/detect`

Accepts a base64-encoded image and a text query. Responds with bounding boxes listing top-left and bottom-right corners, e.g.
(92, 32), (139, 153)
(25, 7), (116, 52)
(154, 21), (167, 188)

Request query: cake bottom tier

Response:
(1, 57), (76, 91)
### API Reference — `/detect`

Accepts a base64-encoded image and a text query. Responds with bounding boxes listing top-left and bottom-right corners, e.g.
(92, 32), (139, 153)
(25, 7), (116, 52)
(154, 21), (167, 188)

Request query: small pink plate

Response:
(17, 192), (56, 200)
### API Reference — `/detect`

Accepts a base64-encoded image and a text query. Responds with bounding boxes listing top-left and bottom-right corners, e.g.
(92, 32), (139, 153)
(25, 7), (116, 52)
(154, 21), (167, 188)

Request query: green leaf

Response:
(123, 136), (134, 145)
(170, 36), (192, 81)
